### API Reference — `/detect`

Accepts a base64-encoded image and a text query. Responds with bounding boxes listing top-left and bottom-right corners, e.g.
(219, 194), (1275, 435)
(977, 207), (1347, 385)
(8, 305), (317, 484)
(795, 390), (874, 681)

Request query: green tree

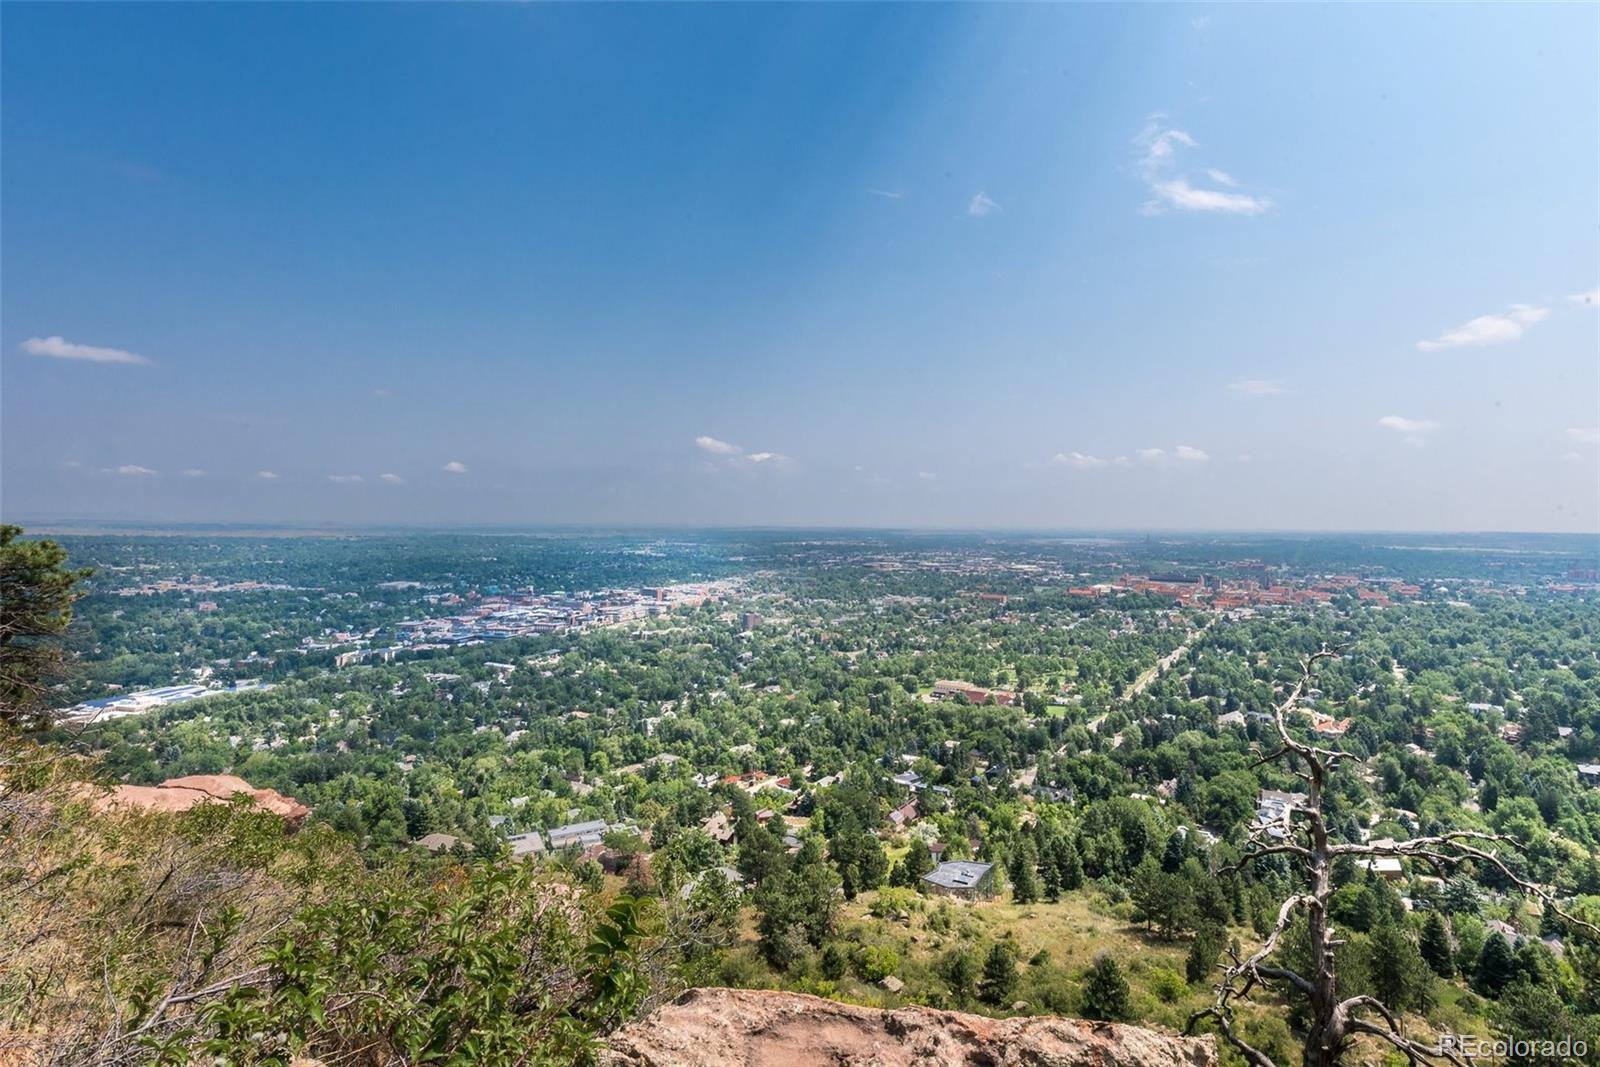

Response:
(1080, 954), (1130, 1021)
(1186, 924), (1225, 985)
(1008, 840), (1041, 904)
(944, 947), (979, 1005)
(1474, 931), (1518, 997)
(1368, 924), (1431, 1012)
(978, 940), (1019, 1006)
(0, 526), (93, 724)
(1419, 911), (1454, 978)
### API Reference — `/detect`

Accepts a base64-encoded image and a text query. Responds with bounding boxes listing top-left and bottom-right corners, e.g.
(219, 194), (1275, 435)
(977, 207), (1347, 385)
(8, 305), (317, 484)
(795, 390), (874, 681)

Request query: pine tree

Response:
(1474, 931), (1517, 996)
(903, 838), (934, 886)
(1187, 924), (1225, 985)
(978, 941), (1019, 1005)
(1057, 836), (1083, 890)
(1008, 840), (1041, 904)
(1160, 829), (1188, 873)
(1080, 954), (1130, 1021)
(1368, 923), (1430, 1012)
(1419, 911), (1455, 978)
(945, 947), (979, 1005)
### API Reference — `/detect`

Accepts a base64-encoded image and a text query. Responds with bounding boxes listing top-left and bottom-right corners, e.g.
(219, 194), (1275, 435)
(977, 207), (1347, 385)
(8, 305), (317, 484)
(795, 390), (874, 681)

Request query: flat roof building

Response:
(922, 860), (996, 900)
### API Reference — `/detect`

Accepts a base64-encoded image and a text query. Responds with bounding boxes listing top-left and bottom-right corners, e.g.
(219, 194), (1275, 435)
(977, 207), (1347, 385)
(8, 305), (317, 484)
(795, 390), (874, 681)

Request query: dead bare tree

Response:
(1187, 646), (1598, 1067)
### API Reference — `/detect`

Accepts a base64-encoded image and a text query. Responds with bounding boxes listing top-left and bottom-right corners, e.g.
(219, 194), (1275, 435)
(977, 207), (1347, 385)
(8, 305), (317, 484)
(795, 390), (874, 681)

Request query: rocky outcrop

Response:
(93, 773), (310, 828)
(604, 987), (1217, 1067)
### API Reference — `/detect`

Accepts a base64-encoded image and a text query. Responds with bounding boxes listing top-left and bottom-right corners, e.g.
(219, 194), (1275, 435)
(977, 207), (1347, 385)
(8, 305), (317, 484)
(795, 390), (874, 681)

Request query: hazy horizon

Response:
(4, 4), (1598, 531)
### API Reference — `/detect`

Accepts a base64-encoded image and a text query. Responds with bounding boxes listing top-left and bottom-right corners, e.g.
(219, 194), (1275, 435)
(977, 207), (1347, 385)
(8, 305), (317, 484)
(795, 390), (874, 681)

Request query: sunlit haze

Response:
(3, 4), (1597, 531)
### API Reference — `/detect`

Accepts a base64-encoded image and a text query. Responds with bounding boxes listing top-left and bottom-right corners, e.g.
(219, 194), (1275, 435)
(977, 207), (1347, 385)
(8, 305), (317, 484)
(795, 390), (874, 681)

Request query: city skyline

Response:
(4, 4), (1598, 531)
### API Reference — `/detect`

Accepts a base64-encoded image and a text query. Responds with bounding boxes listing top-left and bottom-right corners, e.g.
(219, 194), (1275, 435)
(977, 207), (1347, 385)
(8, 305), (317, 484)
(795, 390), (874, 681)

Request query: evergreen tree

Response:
(1368, 924), (1430, 1012)
(945, 947), (979, 1005)
(1186, 924), (1225, 985)
(1419, 911), (1455, 978)
(1080, 954), (1130, 1021)
(1056, 836), (1083, 891)
(1160, 829), (1188, 873)
(903, 838), (935, 887)
(0, 526), (93, 725)
(1474, 931), (1518, 997)
(1008, 839), (1041, 904)
(978, 941), (1019, 1005)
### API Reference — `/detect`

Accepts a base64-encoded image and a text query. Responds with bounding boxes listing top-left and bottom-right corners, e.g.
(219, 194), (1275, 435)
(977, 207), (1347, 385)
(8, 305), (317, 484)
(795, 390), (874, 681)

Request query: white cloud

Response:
(1226, 378), (1286, 396)
(1567, 288), (1599, 306)
(694, 436), (794, 470)
(967, 192), (999, 217)
(917, 471), (936, 481)
(1235, 454), (1253, 464)
(1377, 415), (1440, 434)
(443, 461), (468, 473)
(21, 335), (150, 366)
(694, 436), (742, 457)
(61, 460), (83, 469)
(1137, 446), (1210, 466)
(868, 188), (904, 200)
(1415, 304), (1548, 351)
(257, 470), (280, 480)
(116, 464), (157, 476)
(1053, 451), (1110, 470)
(1566, 427), (1600, 445)
(178, 468), (206, 478)
(379, 472), (406, 484)
(328, 474), (364, 484)
(1561, 451), (1583, 462)
(1136, 121), (1270, 216)
(1147, 179), (1270, 215)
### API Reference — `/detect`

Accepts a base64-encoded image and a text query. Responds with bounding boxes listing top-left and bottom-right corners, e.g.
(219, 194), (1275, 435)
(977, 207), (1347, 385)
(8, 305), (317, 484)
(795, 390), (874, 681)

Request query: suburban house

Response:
(507, 831), (545, 859)
(922, 860), (996, 900)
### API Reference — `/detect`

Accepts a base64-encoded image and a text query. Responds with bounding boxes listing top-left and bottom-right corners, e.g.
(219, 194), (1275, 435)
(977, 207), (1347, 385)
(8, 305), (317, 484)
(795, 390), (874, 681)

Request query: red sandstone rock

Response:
(603, 987), (1217, 1067)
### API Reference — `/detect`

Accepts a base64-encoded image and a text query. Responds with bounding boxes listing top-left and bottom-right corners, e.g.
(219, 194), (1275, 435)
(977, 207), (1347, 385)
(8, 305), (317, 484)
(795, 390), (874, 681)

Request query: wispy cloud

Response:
(115, 464), (157, 476)
(867, 188), (904, 200)
(1415, 304), (1547, 351)
(178, 468), (207, 478)
(1567, 288), (1599, 307)
(1147, 179), (1270, 216)
(327, 474), (364, 484)
(257, 470), (280, 480)
(694, 435), (793, 471)
(379, 472), (406, 484)
(21, 335), (150, 366)
(967, 192), (999, 218)
(1567, 427), (1600, 446)
(1053, 451), (1110, 470)
(916, 471), (936, 482)
(694, 436), (742, 457)
(443, 461), (468, 474)
(1226, 378), (1286, 396)
(1136, 445), (1210, 466)
(1136, 120), (1270, 216)
(1378, 415), (1440, 435)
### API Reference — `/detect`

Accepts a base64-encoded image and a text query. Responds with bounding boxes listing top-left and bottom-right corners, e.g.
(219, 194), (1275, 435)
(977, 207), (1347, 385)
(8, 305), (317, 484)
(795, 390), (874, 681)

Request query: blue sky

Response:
(4, 3), (1597, 530)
